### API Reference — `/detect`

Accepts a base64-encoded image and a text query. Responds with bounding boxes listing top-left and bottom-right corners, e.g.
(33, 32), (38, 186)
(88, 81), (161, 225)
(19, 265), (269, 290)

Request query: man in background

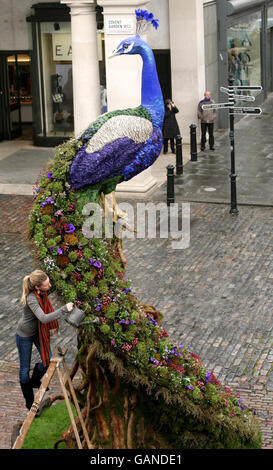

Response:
(197, 91), (216, 151)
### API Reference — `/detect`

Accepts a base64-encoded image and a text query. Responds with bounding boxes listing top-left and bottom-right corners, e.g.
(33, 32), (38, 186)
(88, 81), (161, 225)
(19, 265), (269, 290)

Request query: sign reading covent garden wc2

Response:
(105, 17), (135, 34)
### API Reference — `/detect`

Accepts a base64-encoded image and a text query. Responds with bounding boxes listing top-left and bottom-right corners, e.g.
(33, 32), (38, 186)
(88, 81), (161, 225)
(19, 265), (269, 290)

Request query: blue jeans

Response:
(15, 332), (51, 383)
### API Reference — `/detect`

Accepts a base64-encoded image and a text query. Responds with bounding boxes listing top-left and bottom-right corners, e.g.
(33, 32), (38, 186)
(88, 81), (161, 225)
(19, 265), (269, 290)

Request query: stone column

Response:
(169, 0), (206, 143)
(61, 0), (101, 137)
(98, 0), (159, 199)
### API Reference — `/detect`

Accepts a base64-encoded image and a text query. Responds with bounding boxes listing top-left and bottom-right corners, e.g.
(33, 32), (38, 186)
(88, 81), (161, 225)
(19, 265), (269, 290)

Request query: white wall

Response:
(146, 0), (170, 50)
(169, 0), (206, 142)
(0, 0), (57, 51)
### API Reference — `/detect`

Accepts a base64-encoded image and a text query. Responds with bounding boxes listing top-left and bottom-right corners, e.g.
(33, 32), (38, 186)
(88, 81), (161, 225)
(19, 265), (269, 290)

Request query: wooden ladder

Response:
(12, 347), (92, 449)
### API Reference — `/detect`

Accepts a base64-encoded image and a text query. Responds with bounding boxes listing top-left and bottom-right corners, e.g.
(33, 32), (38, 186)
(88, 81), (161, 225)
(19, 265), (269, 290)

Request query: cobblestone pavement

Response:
(0, 194), (273, 448)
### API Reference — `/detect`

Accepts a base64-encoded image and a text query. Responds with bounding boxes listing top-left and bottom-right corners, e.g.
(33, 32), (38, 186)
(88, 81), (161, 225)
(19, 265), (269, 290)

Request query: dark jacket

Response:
(163, 106), (180, 138)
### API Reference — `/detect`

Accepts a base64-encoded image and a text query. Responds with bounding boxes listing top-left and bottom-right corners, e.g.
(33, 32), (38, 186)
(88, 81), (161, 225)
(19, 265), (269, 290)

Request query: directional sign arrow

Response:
(229, 85), (262, 91)
(202, 102), (231, 110)
(233, 95), (255, 102)
(230, 107), (262, 115)
(220, 87), (255, 101)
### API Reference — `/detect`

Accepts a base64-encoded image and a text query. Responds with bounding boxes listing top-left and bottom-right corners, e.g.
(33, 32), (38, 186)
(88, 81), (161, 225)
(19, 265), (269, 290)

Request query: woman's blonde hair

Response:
(20, 269), (48, 306)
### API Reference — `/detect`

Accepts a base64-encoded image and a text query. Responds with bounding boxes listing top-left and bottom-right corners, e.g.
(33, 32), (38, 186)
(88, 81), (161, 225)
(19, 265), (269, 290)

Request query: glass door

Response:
(0, 53), (23, 140)
(7, 54), (22, 139)
(0, 54), (8, 141)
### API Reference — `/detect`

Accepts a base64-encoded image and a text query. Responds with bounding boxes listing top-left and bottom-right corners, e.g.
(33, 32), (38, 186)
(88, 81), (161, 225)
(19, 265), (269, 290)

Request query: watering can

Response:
(65, 306), (100, 328)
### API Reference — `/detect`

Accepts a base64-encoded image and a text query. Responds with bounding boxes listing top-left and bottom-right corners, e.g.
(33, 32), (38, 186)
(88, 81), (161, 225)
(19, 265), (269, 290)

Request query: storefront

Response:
(216, 0), (273, 127)
(227, 9), (262, 87)
(226, 0), (273, 98)
(27, 2), (105, 146)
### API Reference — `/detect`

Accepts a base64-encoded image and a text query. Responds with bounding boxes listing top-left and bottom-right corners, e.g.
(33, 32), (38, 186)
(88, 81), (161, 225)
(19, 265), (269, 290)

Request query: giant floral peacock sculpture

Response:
(27, 10), (261, 449)
(68, 11), (164, 219)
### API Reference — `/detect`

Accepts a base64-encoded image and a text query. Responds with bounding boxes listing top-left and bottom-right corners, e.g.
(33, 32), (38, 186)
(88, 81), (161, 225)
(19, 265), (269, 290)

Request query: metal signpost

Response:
(202, 73), (262, 214)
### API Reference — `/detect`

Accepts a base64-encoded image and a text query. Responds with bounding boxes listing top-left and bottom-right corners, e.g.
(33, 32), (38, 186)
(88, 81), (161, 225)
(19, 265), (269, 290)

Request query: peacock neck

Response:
(139, 43), (164, 129)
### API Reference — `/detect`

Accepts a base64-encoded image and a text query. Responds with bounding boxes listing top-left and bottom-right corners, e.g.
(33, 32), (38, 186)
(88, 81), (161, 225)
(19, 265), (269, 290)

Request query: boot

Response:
(30, 363), (50, 390)
(20, 381), (34, 411)
(30, 363), (44, 388)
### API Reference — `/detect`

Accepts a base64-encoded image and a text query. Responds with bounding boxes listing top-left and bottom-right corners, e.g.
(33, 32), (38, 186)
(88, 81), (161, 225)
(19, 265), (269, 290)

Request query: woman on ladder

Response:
(16, 269), (74, 412)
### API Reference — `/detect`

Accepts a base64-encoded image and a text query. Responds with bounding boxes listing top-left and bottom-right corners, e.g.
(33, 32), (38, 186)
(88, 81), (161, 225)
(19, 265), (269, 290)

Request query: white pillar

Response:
(61, 0), (101, 137)
(98, 0), (159, 199)
(169, 0), (206, 143)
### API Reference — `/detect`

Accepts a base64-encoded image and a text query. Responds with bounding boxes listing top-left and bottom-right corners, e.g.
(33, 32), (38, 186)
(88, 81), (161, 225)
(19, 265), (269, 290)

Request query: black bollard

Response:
(190, 124), (197, 162)
(166, 164), (175, 206)
(175, 134), (183, 175)
(228, 73), (239, 215)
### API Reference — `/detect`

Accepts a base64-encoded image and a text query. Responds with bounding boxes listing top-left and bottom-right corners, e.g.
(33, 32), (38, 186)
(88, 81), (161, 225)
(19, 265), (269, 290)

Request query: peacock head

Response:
(109, 35), (146, 59)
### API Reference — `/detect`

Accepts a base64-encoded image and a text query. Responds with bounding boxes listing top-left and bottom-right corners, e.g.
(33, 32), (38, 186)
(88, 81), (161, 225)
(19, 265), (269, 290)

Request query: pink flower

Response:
(132, 337), (139, 346)
(54, 209), (64, 217)
(122, 344), (132, 352)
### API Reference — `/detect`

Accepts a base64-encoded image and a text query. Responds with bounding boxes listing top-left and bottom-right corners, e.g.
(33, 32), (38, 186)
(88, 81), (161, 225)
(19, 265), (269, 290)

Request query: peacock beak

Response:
(108, 48), (119, 59)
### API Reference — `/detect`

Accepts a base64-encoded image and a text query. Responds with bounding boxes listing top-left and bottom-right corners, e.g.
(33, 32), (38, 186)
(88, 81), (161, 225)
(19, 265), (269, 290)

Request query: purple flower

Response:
(205, 372), (212, 384)
(40, 197), (55, 208)
(123, 288), (131, 294)
(47, 171), (53, 178)
(35, 188), (40, 193)
(65, 223), (76, 233)
(149, 358), (159, 366)
(188, 385), (194, 390)
(94, 297), (102, 311)
(90, 259), (103, 269)
(57, 248), (63, 255)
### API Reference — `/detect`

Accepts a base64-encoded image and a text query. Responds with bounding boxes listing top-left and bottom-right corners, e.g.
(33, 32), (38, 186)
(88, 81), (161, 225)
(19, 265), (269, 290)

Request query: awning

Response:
(227, 0), (265, 16)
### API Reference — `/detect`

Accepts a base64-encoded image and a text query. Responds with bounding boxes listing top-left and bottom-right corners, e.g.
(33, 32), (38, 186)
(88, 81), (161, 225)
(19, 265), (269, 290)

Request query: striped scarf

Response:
(33, 290), (59, 366)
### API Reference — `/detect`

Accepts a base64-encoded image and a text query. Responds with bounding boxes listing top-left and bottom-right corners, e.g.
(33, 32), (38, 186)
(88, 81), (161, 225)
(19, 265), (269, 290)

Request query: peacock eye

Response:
(123, 44), (129, 49)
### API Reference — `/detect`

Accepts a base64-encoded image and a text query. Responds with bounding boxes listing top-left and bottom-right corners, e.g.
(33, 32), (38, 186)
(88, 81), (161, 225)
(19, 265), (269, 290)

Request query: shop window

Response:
(7, 54), (32, 126)
(40, 22), (74, 138)
(227, 11), (262, 87)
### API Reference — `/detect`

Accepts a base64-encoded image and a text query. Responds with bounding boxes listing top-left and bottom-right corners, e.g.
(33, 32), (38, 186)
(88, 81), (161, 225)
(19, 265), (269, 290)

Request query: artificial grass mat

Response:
(22, 400), (76, 449)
